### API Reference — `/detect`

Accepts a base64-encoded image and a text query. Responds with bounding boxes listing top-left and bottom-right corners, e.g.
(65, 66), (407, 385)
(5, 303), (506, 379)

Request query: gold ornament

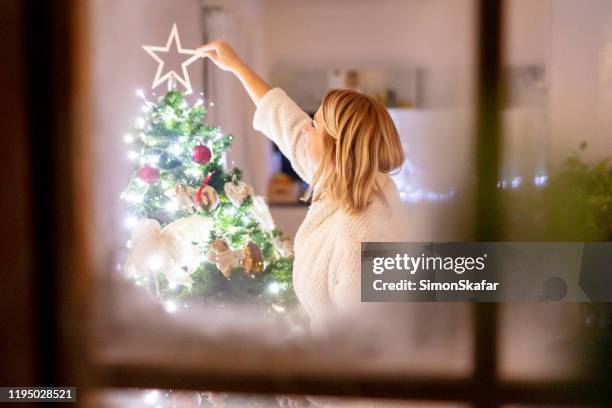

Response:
(242, 242), (264, 274)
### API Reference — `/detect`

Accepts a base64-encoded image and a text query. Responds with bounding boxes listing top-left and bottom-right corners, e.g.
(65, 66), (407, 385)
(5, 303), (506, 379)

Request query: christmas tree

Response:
(119, 88), (296, 313)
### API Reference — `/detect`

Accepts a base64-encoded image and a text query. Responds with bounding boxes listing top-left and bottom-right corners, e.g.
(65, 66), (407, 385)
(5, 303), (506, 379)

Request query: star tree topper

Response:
(143, 24), (201, 94)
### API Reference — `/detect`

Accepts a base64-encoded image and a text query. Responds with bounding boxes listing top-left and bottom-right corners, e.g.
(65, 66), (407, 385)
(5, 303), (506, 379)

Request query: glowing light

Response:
(195, 98), (204, 106)
(186, 167), (201, 177)
(164, 300), (178, 314)
(271, 304), (286, 313)
(267, 282), (281, 295)
(170, 143), (182, 155)
(123, 133), (134, 144)
(136, 89), (146, 99)
(143, 390), (160, 405)
(124, 215), (138, 229)
(209, 101), (214, 107)
(168, 282), (178, 290)
(127, 151), (139, 160)
(534, 175), (548, 187)
(125, 194), (143, 204)
(135, 117), (146, 128)
(398, 187), (455, 203)
(511, 176), (522, 189)
(148, 155), (160, 165)
(141, 105), (150, 113)
(164, 200), (178, 212)
(148, 255), (163, 271)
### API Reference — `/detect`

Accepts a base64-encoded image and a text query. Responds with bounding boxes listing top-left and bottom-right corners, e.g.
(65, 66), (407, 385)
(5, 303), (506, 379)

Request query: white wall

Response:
(506, 0), (612, 165)
(263, 0), (476, 108)
(548, 0), (612, 164)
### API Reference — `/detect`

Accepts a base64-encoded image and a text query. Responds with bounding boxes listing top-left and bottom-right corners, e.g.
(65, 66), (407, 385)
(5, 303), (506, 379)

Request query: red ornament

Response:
(138, 165), (160, 184)
(192, 145), (212, 164)
(194, 172), (215, 206)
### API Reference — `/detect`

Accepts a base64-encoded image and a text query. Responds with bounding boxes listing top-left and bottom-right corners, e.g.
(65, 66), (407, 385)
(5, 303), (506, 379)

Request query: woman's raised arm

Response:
(198, 40), (271, 106)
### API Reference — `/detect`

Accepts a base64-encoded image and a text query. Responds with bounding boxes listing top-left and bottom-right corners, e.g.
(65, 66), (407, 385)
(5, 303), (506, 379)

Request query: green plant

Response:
(545, 143), (612, 241)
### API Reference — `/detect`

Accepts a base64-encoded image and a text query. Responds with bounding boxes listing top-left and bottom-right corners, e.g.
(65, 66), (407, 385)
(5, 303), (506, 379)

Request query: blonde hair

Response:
(303, 89), (404, 213)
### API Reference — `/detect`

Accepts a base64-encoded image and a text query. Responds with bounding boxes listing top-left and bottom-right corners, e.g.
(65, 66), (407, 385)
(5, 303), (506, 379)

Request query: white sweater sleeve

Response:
(252, 88), (316, 184)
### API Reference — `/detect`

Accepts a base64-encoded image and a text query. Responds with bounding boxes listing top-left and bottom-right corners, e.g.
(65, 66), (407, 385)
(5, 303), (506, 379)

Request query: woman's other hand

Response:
(198, 40), (244, 73)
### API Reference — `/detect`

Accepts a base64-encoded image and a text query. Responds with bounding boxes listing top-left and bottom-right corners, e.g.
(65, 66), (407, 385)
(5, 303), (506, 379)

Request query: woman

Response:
(199, 40), (406, 329)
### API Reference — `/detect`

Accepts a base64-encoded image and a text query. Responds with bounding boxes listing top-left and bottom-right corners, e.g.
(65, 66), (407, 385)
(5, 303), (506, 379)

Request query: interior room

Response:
(1, 0), (611, 407)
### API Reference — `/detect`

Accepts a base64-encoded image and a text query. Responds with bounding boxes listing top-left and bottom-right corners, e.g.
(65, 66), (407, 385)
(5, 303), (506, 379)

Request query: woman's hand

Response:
(199, 39), (271, 106)
(198, 40), (245, 73)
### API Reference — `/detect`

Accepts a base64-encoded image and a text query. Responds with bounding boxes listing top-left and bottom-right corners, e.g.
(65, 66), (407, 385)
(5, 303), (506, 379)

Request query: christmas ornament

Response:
(242, 242), (264, 274)
(224, 178), (254, 207)
(273, 235), (294, 258)
(211, 238), (229, 253)
(123, 218), (185, 286)
(251, 195), (276, 231)
(165, 184), (197, 212)
(163, 214), (213, 248)
(194, 173), (219, 210)
(123, 215), (212, 290)
(207, 239), (243, 278)
(195, 184), (219, 210)
(138, 165), (160, 184)
(142, 23), (201, 94)
(192, 145), (212, 164)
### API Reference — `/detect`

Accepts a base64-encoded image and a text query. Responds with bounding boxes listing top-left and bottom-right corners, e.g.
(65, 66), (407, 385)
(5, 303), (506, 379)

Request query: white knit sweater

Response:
(253, 88), (406, 327)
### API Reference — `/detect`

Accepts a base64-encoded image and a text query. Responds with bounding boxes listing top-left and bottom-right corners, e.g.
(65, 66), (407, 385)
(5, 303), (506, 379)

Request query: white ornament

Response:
(163, 215), (213, 279)
(223, 179), (254, 207)
(162, 214), (213, 247)
(123, 215), (213, 289)
(165, 184), (197, 212)
(251, 195), (276, 231)
(142, 24), (201, 94)
(123, 219), (176, 280)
